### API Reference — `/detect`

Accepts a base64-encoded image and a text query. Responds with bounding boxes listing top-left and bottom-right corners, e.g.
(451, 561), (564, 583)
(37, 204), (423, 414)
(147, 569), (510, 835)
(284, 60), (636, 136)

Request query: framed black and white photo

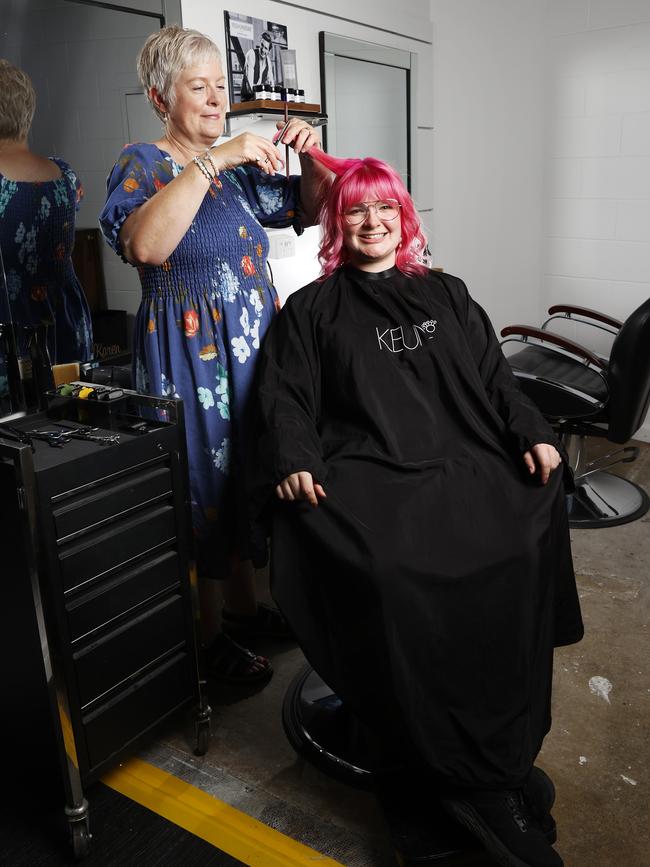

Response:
(224, 11), (290, 103)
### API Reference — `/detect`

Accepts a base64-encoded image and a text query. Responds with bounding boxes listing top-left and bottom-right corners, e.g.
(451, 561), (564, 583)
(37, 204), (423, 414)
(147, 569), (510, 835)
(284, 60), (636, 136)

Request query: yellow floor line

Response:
(102, 756), (344, 866)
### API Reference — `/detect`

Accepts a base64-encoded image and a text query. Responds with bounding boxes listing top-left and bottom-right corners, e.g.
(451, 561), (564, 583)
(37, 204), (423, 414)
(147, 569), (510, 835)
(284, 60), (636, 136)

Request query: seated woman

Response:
(250, 151), (583, 867)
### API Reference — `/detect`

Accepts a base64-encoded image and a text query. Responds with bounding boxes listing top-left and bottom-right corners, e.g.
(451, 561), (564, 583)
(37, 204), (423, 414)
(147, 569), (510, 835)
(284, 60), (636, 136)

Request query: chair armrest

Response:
(547, 304), (623, 330)
(500, 325), (607, 370)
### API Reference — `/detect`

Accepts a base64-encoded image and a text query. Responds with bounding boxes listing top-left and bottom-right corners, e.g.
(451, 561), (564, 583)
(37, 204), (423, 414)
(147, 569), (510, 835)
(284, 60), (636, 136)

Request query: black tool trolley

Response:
(0, 388), (211, 859)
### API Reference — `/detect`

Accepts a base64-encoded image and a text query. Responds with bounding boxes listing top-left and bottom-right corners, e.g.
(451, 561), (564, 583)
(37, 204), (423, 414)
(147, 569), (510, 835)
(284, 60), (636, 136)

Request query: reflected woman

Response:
(0, 60), (92, 364)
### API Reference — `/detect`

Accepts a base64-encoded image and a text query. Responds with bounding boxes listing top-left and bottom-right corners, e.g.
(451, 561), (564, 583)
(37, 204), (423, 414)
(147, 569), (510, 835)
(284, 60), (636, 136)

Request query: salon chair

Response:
(500, 299), (650, 527)
(283, 664), (496, 865)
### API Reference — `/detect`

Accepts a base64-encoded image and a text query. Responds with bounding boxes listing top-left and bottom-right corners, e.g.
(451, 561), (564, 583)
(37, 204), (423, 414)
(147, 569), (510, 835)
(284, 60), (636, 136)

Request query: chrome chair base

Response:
(568, 470), (649, 528)
(282, 663), (375, 787)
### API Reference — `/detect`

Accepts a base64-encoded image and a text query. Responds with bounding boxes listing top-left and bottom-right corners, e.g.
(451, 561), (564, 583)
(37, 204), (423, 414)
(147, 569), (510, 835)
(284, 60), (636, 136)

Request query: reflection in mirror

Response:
(0, 243), (25, 418)
(0, 57), (93, 414)
(320, 32), (412, 191)
(0, 0), (175, 369)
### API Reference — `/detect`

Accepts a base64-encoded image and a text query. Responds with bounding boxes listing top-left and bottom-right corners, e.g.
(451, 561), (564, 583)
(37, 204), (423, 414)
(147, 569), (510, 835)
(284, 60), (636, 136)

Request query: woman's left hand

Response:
(273, 119), (320, 154)
(523, 443), (562, 485)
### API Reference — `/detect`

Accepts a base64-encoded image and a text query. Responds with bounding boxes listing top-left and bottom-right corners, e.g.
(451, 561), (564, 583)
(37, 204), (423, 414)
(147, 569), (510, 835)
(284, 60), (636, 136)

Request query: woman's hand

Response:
(210, 132), (284, 174)
(273, 119), (320, 154)
(523, 443), (562, 485)
(275, 471), (326, 506)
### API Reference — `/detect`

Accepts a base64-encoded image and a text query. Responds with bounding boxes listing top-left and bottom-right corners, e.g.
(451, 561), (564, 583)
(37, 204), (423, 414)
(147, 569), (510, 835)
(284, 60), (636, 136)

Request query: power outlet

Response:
(268, 234), (295, 259)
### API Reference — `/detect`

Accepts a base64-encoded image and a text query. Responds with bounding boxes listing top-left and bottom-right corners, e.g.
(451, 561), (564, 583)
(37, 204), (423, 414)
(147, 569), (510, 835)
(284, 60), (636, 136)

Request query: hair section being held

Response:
(308, 148), (429, 278)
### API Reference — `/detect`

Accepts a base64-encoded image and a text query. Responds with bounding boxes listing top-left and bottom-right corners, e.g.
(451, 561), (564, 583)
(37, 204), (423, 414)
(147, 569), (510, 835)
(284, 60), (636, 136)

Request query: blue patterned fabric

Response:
(0, 157), (93, 363)
(99, 142), (301, 578)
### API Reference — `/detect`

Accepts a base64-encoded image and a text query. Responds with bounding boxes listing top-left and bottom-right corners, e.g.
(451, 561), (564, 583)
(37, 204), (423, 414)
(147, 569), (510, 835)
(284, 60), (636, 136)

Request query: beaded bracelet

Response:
(203, 149), (219, 178)
(192, 155), (213, 182)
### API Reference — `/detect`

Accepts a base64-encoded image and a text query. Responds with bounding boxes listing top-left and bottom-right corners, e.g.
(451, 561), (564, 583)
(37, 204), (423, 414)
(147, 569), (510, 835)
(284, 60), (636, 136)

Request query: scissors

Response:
(272, 118), (293, 145)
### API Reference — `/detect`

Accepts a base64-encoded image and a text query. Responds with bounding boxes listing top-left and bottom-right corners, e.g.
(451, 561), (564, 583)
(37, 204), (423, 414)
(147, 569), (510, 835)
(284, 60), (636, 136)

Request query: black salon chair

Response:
(500, 299), (650, 527)
(283, 664), (501, 866)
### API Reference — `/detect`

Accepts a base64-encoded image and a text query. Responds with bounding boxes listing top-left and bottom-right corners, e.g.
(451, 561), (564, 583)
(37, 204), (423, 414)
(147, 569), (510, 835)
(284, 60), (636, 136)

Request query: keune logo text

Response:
(376, 319), (437, 353)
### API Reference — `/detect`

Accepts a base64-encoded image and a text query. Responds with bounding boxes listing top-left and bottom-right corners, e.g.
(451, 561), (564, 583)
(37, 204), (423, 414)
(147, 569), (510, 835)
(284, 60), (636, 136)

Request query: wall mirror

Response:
(319, 32), (415, 192)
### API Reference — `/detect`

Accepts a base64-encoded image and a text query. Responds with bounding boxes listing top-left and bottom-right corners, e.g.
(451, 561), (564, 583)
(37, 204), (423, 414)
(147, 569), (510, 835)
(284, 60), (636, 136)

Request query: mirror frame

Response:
(319, 31), (417, 192)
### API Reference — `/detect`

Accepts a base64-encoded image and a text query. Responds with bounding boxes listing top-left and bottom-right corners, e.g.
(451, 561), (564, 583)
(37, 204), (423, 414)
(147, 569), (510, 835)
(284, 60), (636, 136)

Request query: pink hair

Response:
(309, 148), (429, 278)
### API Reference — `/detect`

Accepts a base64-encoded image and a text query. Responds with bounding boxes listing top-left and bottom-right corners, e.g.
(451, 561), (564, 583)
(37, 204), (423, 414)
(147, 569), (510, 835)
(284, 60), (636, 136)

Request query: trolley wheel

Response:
(70, 820), (92, 860)
(194, 716), (211, 756)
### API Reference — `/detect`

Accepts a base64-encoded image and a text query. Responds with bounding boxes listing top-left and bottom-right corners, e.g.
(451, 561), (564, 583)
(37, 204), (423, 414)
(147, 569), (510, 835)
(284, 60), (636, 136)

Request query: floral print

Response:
(198, 386), (215, 409)
(214, 261), (240, 303)
(0, 180), (17, 217)
(231, 334), (251, 364)
(183, 308), (200, 337)
(211, 438), (230, 474)
(0, 157), (92, 363)
(99, 142), (300, 579)
(256, 184), (284, 215)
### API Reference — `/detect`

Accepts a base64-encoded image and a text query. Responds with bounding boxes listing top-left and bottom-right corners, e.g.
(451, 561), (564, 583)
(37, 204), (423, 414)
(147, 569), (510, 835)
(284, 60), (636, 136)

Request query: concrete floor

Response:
(141, 440), (650, 867)
(539, 440), (650, 867)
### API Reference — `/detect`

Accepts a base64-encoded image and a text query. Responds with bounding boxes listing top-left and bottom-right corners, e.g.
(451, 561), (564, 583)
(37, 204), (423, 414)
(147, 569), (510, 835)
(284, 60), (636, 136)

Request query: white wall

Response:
(544, 0), (650, 439)
(428, 0), (546, 334)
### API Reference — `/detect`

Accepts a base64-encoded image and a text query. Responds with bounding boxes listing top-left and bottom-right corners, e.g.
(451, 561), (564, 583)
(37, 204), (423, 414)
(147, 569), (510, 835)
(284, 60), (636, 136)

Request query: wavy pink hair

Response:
(309, 148), (428, 278)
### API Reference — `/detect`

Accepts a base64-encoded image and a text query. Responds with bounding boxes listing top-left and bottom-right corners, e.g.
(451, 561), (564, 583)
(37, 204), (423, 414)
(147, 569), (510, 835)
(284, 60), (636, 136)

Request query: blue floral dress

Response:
(99, 142), (301, 578)
(0, 157), (93, 363)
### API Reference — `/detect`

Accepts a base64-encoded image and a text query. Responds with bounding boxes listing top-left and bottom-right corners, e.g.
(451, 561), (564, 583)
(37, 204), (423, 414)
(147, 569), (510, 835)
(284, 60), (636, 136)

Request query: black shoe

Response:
(524, 767), (557, 844)
(441, 787), (563, 867)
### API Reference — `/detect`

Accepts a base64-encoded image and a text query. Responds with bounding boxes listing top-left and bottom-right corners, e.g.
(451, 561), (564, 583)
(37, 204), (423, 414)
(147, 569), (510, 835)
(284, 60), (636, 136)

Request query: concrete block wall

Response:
(428, 0), (547, 336)
(544, 0), (650, 439)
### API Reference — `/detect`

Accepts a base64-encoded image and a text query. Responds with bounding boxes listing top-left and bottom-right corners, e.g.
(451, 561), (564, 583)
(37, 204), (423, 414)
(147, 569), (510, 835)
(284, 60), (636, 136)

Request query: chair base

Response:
(282, 664), (494, 865)
(568, 470), (649, 528)
(282, 663), (375, 788)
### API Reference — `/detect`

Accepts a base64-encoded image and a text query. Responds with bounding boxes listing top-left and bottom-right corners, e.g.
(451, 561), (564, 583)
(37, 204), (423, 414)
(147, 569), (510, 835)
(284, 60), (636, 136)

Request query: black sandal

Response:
(222, 602), (295, 641)
(204, 633), (273, 684)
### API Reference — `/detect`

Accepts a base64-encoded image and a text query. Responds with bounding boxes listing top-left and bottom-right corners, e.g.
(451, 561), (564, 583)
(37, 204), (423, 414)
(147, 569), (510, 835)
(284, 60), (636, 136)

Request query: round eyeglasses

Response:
(342, 199), (401, 225)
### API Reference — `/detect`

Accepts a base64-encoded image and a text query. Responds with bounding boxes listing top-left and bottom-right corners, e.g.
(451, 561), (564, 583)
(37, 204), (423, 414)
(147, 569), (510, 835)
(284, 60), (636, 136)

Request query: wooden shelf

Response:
(228, 99), (323, 115)
(223, 102), (327, 137)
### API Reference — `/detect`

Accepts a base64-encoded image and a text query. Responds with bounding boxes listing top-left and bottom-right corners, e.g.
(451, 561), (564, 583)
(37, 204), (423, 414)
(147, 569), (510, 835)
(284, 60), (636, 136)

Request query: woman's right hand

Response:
(275, 472), (326, 507)
(211, 132), (284, 175)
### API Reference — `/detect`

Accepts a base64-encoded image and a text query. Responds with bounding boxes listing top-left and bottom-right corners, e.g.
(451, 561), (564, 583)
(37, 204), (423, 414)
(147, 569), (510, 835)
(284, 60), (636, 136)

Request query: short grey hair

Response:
(137, 25), (221, 121)
(0, 59), (36, 140)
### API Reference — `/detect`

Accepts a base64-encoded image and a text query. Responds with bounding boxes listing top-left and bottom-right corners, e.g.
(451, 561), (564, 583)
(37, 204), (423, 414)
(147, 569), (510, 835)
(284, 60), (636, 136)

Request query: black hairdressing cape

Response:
(251, 266), (583, 789)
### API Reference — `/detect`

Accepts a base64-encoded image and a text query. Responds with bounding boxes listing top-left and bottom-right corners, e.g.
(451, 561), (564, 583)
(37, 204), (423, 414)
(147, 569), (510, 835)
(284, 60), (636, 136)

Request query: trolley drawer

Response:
(58, 504), (177, 592)
(82, 652), (193, 772)
(52, 464), (173, 541)
(73, 594), (186, 707)
(66, 550), (181, 643)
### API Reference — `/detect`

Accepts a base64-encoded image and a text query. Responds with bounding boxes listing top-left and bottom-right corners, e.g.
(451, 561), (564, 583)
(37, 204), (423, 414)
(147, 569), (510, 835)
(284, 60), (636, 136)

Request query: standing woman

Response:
(252, 152), (583, 866)
(99, 25), (329, 682)
(0, 60), (92, 364)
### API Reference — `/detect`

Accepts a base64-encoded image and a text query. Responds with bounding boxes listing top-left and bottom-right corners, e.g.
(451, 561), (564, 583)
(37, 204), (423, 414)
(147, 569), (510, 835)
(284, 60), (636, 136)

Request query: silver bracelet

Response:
(192, 155), (213, 182)
(203, 149), (219, 178)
